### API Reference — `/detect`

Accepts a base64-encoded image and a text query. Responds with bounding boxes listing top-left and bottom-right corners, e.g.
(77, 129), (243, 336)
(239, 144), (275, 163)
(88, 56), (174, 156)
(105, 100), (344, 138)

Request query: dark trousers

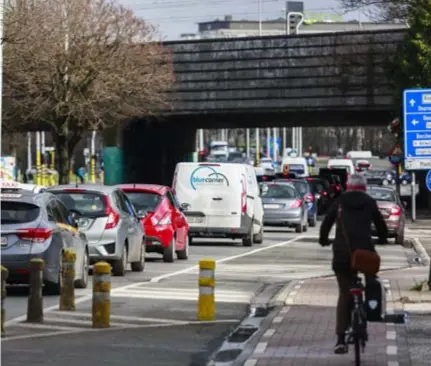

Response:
(335, 271), (357, 336)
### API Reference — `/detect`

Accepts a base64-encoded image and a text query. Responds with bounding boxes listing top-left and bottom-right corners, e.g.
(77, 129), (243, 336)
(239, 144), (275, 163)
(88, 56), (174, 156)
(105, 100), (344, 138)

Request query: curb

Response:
(410, 238), (431, 265)
(206, 281), (299, 366)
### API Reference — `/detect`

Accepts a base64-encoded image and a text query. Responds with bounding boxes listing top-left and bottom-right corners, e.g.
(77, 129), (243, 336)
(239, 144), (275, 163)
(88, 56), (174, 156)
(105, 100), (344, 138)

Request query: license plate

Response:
(187, 216), (204, 224)
(1, 237), (7, 246)
(264, 204), (280, 209)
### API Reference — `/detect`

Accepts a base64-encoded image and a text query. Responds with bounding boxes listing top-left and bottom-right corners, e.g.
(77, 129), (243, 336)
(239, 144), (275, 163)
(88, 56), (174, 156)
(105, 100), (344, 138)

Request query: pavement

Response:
(1, 221), (429, 366)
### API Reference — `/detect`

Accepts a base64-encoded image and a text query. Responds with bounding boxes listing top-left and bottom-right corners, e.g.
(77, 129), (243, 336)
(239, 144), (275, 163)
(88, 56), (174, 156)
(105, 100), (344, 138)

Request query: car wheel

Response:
(176, 236), (189, 260)
(395, 232), (404, 245)
(163, 237), (175, 263)
(308, 213), (317, 227)
(253, 224), (264, 244)
(75, 250), (89, 288)
(295, 222), (303, 233)
(242, 222), (254, 247)
(112, 245), (127, 276)
(131, 241), (145, 272)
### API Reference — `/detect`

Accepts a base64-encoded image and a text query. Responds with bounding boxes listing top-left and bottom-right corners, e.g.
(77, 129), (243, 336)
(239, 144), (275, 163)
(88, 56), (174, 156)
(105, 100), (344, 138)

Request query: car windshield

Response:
(367, 189), (396, 202)
(53, 192), (107, 216)
(262, 184), (296, 198)
(1, 201), (40, 224)
(288, 164), (305, 174)
(123, 191), (162, 213)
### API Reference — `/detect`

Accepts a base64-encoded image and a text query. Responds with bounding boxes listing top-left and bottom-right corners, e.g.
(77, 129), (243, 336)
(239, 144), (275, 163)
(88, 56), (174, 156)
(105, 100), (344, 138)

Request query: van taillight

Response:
(17, 228), (52, 242)
(104, 196), (120, 229)
(241, 179), (247, 213)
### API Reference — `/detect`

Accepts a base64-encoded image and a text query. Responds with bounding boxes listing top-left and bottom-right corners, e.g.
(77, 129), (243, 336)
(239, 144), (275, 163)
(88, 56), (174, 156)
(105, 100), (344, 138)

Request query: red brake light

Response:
(104, 196), (119, 229)
(290, 199), (302, 209)
(306, 177), (313, 181)
(62, 189), (85, 193)
(390, 205), (401, 216)
(350, 288), (363, 295)
(321, 191), (328, 196)
(241, 177), (247, 213)
(17, 228), (52, 242)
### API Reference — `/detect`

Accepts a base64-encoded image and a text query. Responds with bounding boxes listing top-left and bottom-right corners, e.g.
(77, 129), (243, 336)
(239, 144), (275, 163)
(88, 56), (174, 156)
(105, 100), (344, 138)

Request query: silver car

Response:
(48, 184), (145, 276)
(261, 182), (308, 233)
(1, 188), (89, 295)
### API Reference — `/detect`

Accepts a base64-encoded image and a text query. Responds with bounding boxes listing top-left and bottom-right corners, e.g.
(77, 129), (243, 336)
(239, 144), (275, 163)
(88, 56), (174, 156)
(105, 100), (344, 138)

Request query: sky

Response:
(117, 0), (365, 40)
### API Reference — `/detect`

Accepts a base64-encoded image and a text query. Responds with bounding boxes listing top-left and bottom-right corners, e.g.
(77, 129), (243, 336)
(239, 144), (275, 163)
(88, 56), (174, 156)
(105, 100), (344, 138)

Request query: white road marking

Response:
(263, 328), (275, 337)
(11, 323), (79, 332)
(272, 316), (283, 324)
(386, 330), (396, 340)
(253, 342), (267, 354)
(386, 345), (398, 355)
(149, 236), (304, 283)
(243, 360), (257, 366)
(387, 362), (399, 366)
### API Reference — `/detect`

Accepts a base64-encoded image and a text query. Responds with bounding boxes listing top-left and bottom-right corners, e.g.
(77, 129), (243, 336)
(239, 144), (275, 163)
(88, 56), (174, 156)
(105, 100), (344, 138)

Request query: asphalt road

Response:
(2, 224), (417, 366)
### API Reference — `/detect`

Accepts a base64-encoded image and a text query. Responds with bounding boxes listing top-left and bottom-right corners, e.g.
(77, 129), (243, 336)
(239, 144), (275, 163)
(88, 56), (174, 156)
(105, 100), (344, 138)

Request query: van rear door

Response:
(173, 163), (242, 229)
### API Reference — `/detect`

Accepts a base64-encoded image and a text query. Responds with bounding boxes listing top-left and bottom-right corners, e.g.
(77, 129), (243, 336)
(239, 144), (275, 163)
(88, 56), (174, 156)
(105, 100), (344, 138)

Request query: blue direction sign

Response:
(426, 170), (431, 192)
(403, 88), (431, 170)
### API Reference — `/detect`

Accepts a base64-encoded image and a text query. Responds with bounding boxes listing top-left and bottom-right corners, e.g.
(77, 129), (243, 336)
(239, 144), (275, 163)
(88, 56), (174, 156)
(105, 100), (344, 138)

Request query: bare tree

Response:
(3, 0), (174, 183)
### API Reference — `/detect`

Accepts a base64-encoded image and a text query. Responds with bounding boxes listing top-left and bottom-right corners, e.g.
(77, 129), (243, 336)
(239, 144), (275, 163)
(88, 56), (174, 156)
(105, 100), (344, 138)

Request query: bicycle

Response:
(346, 275), (368, 366)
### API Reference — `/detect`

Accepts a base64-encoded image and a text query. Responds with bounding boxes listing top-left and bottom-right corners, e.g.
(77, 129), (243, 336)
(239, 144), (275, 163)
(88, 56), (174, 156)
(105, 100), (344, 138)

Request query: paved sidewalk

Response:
(244, 276), (410, 366)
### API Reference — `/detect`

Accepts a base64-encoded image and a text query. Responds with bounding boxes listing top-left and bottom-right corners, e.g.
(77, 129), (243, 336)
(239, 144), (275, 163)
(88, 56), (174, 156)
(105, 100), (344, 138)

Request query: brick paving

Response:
(247, 276), (409, 366)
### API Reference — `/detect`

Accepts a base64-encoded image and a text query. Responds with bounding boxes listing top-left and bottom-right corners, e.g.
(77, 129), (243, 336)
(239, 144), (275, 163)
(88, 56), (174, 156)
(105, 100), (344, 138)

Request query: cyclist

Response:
(319, 173), (388, 354)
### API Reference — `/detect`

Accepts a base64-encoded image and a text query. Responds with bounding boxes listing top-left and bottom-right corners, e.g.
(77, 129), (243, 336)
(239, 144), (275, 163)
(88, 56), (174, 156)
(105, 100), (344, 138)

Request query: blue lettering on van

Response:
(190, 166), (230, 190)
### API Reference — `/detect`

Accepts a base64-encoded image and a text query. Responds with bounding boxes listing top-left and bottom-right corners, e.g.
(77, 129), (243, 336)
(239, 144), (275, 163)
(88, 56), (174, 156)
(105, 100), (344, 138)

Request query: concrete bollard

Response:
(27, 258), (44, 323)
(1, 266), (8, 337)
(92, 261), (111, 328)
(59, 249), (76, 311)
(198, 259), (216, 321)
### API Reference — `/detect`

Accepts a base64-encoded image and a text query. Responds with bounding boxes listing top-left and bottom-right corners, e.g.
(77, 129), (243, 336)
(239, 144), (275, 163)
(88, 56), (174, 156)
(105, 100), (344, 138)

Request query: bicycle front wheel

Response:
(353, 312), (361, 366)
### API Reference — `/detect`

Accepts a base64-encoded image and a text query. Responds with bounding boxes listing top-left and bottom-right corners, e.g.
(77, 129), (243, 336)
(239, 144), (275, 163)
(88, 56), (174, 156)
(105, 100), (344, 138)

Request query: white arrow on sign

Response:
(410, 99), (416, 107)
(412, 119), (419, 126)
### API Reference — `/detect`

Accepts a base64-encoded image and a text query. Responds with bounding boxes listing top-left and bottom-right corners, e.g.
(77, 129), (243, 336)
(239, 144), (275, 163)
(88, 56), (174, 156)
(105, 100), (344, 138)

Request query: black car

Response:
(306, 176), (335, 214)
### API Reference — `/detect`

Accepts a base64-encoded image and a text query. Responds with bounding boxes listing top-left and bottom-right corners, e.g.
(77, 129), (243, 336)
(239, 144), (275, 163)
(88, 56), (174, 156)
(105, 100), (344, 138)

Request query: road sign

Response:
(388, 143), (403, 165)
(426, 170), (431, 192)
(403, 88), (431, 170)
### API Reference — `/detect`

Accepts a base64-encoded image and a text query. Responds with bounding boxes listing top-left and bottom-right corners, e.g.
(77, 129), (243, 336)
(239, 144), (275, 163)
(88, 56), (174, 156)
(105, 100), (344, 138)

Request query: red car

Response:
(117, 184), (189, 263)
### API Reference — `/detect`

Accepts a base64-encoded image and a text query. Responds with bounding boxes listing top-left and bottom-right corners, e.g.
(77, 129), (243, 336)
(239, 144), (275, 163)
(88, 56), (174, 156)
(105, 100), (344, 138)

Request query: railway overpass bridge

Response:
(124, 29), (406, 184)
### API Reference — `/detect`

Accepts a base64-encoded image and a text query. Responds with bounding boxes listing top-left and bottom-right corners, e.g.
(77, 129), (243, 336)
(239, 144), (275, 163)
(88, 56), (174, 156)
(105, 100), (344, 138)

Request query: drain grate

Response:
(227, 325), (258, 343)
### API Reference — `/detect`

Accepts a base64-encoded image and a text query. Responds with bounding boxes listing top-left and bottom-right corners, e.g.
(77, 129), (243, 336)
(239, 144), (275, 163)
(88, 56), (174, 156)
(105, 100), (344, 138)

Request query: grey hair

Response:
(347, 173), (367, 187)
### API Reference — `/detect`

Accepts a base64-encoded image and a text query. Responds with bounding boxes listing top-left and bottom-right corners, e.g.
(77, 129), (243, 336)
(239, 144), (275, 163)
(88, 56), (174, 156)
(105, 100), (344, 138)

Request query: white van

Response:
(327, 159), (355, 175)
(281, 157), (309, 177)
(172, 162), (264, 246)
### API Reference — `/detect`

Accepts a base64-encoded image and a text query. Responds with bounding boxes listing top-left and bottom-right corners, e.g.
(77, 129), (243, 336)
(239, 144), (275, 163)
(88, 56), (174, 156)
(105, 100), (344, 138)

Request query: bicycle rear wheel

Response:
(353, 312), (361, 366)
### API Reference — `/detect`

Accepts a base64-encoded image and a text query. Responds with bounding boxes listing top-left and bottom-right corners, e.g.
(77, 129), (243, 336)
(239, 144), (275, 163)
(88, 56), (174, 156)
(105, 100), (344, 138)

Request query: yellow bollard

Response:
(90, 156), (96, 183)
(27, 258), (44, 323)
(92, 261), (111, 328)
(1, 266), (8, 337)
(59, 249), (76, 311)
(198, 259), (216, 321)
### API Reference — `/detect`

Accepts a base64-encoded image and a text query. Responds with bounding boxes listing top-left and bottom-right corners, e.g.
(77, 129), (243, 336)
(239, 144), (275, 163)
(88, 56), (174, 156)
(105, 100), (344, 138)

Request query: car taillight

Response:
(321, 191), (328, 196)
(104, 196), (119, 229)
(390, 205), (402, 216)
(304, 193), (314, 202)
(158, 213), (171, 225)
(241, 178), (247, 213)
(290, 199), (302, 209)
(17, 228), (52, 242)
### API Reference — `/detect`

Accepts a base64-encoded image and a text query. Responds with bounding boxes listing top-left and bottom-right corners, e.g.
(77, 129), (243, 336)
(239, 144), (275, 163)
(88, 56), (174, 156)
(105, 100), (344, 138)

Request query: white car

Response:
(0, 181), (46, 193)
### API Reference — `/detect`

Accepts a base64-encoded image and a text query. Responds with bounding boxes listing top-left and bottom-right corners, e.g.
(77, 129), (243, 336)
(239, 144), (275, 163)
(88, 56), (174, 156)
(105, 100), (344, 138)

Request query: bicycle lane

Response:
(241, 275), (408, 366)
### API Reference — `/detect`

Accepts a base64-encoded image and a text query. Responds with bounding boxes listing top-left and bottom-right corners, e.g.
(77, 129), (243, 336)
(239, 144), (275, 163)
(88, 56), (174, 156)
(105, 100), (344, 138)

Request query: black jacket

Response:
(319, 191), (388, 272)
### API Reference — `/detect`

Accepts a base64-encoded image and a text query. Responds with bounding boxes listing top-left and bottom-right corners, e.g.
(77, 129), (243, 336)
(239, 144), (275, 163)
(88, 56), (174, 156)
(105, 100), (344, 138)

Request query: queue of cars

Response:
(1, 157), (407, 291)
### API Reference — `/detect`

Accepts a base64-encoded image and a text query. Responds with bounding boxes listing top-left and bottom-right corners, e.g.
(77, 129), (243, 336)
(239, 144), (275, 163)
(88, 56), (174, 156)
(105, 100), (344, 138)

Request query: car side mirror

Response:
(137, 210), (148, 219)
